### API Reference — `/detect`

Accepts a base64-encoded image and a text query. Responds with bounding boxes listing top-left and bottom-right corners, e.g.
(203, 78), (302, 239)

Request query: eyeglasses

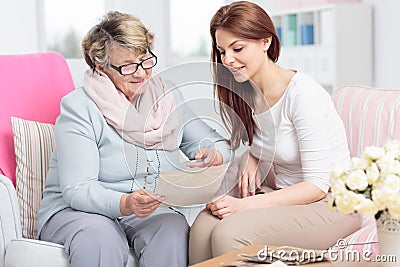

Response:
(109, 51), (157, 75)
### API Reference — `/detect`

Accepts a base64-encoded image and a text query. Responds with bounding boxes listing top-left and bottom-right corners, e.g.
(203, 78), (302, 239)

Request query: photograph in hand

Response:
(155, 163), (229, 206)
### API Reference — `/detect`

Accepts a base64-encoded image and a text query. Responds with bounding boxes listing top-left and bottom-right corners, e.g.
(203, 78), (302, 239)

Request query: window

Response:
(169, 0), (225, 62)
(43, 0), (106, 58)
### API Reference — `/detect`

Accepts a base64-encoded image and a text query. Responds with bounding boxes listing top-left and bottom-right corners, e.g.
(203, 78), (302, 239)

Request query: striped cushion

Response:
(333, 215), (379, 255)
(332, 86), (400, 157)
(11, 117), (55, 239)
(331, 86), (400, 256)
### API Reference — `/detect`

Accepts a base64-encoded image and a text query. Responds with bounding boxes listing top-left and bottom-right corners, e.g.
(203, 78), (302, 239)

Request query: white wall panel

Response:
(0, 0), (39, 54)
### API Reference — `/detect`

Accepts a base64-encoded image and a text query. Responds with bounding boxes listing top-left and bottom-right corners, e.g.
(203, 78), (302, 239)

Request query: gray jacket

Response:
(37, 87), (230, 236)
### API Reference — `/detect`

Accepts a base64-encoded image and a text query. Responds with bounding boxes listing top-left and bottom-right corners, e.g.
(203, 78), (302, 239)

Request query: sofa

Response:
(1, 52), (399, 266)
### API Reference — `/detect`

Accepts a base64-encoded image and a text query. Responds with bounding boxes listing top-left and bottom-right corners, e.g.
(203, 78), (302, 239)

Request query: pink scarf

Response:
(83, 69), (179, 150)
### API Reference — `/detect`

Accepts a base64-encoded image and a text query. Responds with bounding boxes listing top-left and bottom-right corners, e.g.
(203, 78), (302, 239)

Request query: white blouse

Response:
(250, 72), (351, 193)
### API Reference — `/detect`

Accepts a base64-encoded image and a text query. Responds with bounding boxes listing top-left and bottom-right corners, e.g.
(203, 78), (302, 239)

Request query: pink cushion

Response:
(331, 85), (400, 256)
(0, 52), (75, 185)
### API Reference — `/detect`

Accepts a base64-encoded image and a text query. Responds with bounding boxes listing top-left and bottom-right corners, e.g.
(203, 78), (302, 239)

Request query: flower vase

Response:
(376, 211), (400, 266)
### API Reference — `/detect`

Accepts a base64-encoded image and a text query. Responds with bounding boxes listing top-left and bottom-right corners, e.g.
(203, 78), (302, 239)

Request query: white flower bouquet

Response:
(329, 140), (400, 219)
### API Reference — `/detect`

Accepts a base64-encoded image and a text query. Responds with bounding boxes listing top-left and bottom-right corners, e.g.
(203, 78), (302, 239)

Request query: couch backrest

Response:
(332, 86), (400, 157)
(0, 52), (75, 185)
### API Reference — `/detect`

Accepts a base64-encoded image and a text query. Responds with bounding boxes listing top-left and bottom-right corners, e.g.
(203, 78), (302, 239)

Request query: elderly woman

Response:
(37, 11), (230, 267)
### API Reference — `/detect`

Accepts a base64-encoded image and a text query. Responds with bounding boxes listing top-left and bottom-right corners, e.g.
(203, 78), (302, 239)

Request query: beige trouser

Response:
(188, 194), (361, 265)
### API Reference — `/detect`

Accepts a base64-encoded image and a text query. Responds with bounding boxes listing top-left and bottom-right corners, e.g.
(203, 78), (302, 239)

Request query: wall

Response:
(361, 0), (400, 89)
(0, 0), (40, 54)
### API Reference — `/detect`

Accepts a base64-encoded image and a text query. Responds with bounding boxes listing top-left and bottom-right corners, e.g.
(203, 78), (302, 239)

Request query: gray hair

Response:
(81, 11), (154, 70)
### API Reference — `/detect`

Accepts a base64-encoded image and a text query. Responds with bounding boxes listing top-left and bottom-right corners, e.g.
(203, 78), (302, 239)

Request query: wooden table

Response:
(190, 244), (382, 267)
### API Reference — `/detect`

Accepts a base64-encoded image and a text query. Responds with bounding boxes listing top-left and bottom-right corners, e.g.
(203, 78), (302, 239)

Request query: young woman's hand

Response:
(186, 148), (223, 168)
(238, 151), (261, 198)
(206, 195), (251, 219)
(120, 190), (165, 218)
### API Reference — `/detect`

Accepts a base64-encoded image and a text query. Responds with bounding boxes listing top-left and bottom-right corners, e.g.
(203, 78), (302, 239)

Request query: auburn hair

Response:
(210, 1), (280, 149)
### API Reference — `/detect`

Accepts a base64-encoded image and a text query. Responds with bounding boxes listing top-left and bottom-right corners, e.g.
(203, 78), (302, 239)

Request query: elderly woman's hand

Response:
(186, 148), (223, 168)
(120, 190), (165, 218)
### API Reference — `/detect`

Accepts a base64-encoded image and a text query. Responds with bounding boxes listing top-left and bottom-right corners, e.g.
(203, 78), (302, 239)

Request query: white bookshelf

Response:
(271, 3), (372, 92)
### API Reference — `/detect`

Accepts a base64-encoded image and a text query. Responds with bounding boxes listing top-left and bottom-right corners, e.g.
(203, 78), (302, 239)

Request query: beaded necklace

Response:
(143, 150), (160, 192)
(129, 94), (161, 193)
(129, 146), (139, 193)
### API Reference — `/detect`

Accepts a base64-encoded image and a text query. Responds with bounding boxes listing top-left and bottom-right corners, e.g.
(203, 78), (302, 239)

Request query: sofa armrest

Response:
(0, 174), (22, 267)
(5, 238), (69, 267)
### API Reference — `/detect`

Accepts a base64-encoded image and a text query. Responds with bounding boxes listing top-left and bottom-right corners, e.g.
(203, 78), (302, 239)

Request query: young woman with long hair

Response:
(189, 1), (361, 264)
